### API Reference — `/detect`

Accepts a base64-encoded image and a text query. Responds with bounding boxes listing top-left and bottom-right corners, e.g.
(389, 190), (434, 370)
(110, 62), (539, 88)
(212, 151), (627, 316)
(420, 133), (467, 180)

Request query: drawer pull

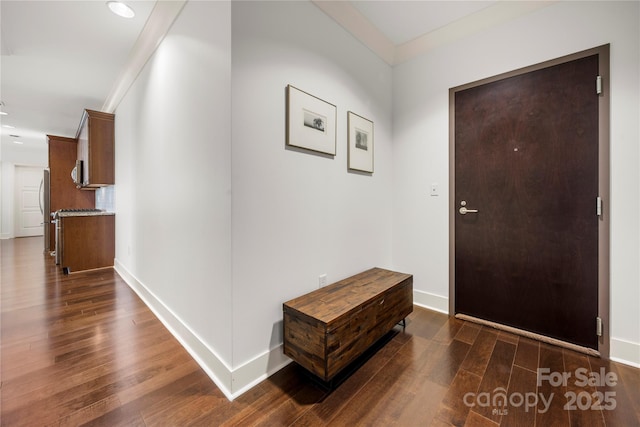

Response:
(379, 299), (385, 305)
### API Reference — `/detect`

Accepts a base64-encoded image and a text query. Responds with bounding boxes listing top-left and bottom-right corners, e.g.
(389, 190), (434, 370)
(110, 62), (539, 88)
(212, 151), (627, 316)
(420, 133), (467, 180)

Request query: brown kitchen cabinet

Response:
(47, 135), (95, 250)
(59, 214), (115, 273)
(283, 268), (413, 382)
(76, 109), (115, 188)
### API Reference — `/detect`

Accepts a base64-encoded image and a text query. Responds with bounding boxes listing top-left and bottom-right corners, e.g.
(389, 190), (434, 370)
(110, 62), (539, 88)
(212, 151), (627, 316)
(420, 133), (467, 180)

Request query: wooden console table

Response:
(283, 268), (413, 382)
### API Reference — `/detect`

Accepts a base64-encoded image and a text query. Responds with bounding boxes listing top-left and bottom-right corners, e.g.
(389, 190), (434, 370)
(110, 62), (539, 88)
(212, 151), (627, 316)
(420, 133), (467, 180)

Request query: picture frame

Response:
(347, 111), (374, 173)
(286, 85), (337, 155)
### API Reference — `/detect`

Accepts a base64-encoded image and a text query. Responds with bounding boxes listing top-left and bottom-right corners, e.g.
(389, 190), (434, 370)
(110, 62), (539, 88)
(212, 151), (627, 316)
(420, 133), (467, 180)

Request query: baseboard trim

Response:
(230, 346), (292, 399)
(114, 260), (235, 399)
(113, 259), (292, 400)
(108, 262), (640, 396)
(413, 289), (449, 314)
(610, 337), (640, 368)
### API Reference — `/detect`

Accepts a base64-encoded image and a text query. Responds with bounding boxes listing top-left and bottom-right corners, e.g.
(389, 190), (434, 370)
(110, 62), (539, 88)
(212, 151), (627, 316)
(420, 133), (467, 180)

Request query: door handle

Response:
(459, 207), (479, 215)
(39, 178), (44, 215)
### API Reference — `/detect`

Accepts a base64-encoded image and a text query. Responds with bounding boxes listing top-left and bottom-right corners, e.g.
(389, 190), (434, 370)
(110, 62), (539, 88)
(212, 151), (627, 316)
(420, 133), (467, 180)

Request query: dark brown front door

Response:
(453, 53), (601, 349)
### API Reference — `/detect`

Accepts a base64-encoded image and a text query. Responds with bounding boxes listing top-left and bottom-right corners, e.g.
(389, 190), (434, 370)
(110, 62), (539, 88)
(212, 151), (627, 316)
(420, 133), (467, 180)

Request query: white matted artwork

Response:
(286, 85), (336, 155)
(347, 111), (374, 173)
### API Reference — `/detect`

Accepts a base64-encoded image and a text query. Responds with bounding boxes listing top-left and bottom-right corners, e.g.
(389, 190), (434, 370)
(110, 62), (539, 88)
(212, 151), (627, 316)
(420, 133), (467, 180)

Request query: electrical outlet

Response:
(319, 274), (327, 288)
(430, 183), (439, 196)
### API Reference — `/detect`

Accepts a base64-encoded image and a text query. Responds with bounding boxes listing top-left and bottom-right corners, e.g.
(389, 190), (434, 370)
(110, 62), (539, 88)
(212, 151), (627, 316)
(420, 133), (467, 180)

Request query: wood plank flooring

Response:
(1, 236), (639, 426)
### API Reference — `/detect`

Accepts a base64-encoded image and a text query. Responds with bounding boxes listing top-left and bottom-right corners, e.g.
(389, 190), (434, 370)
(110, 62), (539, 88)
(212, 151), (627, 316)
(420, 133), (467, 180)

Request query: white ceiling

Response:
(0, 0), (156, 152)
(0, 0), (550, 157)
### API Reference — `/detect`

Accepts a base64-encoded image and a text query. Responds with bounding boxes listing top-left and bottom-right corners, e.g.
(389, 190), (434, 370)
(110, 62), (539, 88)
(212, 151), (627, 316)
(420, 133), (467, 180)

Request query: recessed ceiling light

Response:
(2, 124), (15, 129)
(106, 1), (135, 19)
(0, 111), (7, 116)
(13, 140), (23, 145)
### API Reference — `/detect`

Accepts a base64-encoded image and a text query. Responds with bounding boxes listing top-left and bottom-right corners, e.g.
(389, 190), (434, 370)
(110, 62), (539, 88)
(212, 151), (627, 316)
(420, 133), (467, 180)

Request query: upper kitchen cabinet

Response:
(76, 109), (115, 188)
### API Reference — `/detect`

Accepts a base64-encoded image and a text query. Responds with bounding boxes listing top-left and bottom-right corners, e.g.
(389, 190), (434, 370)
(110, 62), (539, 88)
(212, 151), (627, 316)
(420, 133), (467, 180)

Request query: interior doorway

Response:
(14, 165), (45, 238)
(449, 45), (610, 356)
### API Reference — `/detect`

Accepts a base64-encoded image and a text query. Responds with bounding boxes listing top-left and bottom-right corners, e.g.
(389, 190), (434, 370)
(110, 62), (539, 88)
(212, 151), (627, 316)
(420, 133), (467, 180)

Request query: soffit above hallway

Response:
(315, 1), (558, 65)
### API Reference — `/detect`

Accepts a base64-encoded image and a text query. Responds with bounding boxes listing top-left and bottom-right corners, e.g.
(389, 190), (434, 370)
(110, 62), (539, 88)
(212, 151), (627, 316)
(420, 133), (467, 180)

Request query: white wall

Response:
(231, 0), (393, 376)
(113, 0), (393, 398)
(0, 143), (47, 239)
(112, 0), (639, 401)
(392, 1), (640, 365)
(113, 0), (234, 390)
(0, 162), (12, 239)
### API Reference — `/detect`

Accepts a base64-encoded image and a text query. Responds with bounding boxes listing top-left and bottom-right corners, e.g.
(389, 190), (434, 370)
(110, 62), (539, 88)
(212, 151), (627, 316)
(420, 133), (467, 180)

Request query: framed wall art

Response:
(347, 111), (374, 173)
(286, 85), (337, 155)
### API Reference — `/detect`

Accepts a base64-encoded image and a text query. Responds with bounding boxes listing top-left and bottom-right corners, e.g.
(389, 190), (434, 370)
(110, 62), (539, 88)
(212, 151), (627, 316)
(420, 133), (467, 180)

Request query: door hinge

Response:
(596, 75), (603, 95)
(596, 196), (603, 217)
(596, 317), (603, 337)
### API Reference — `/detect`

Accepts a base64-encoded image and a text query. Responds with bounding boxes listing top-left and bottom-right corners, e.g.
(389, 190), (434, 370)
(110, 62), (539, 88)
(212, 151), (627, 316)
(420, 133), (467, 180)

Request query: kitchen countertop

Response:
(57, 210), (115, 218)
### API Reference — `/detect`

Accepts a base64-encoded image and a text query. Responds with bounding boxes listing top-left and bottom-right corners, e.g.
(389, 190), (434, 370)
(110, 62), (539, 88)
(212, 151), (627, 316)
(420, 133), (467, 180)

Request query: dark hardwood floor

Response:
(1, 236), (638, 426)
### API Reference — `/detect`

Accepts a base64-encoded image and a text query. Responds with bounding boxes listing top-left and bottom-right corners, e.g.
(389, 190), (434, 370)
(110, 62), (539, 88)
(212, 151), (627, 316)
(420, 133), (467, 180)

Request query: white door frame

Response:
(14, 165), (46, 238)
